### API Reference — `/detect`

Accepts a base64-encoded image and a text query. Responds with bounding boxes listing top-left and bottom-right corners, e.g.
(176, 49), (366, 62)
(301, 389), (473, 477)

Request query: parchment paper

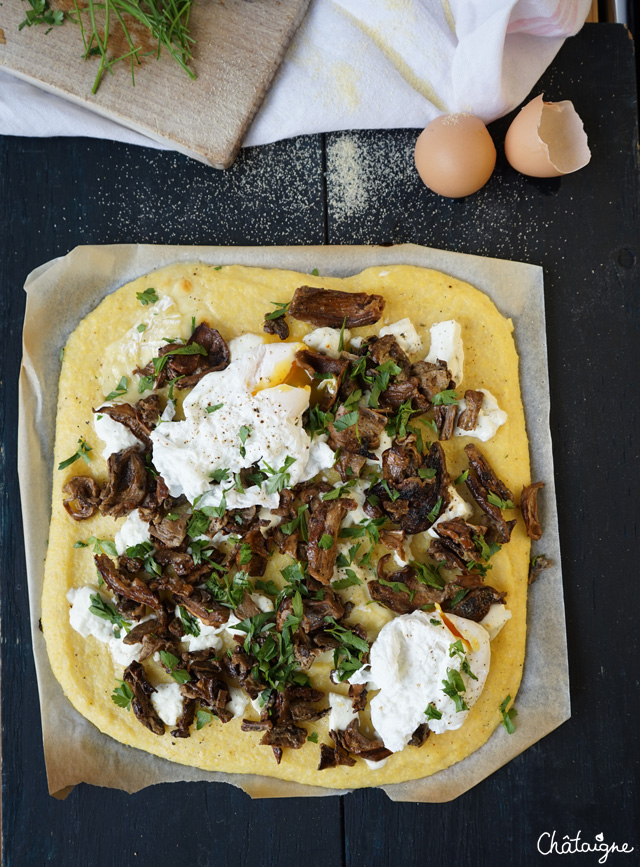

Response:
(18, 243), (570, 801)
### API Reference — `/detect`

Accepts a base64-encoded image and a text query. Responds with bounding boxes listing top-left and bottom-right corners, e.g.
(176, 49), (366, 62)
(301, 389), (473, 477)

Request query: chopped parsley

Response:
(418, 467), (437, 480)
(281, 505), (309, 541)
(338, 316), (348, 353)
(499, 695), (517, 734)
(332, 570), (362, 590)
(19, 0), (64, 31)
(104, 376), (128, 401)
(318, 534), (334, 550)
(152, 343), (207, 377)
(111, 680), (134, 711)
(426, 497), (443, 525)
(261, 455), (296, 495)
(238, 425), (252, 458)
(209, 468), (230, 484)
(265, 301), (290, 321)
(206, 403), (224, 414)
(196, 708), (213, 730)
(441, 668), (468, 713)
(411, 560), (445, 589)
(332, 410), (359, 432)
(179, 606), (201, 638)
(455, 469), (470, 485)
(89, 593), (129, 638)
(58, 437), (92, 470)
(473, 535), (502, 561)
(136, 288), (159, 305)
(307, 731), (319, 743)
(206, 570), (251, 610)
(432, 389), (459, 406)
(75, 535), (118, 557)
(323, 617), (369, 682)
(424, 703), (442, 721)
(159, 650), (191, 684)
(487, 492), (514, 510)
(137, 323), (147, 333)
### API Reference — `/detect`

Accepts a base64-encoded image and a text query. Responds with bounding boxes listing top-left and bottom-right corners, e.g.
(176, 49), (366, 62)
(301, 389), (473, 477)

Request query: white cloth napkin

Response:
(0, 0), (591, 152)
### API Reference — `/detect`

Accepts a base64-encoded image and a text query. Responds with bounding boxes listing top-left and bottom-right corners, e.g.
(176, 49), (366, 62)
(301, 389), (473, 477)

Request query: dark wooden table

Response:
(1, 23), (638, 867)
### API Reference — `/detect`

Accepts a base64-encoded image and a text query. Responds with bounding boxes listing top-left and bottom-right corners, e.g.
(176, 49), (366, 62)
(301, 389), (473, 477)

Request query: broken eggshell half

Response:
(504, 94), (591, 178)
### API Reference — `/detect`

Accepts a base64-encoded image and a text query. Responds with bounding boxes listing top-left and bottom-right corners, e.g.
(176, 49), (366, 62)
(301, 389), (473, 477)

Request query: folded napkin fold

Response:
(0, 0), (591, 152)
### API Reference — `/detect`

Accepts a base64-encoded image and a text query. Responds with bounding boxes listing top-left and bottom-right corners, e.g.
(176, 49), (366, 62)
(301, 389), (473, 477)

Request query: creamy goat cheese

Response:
(67, 585), (146, 666)
(426, 320), (464, 384)
(114, 509), (151, 556)
(364, 610), (490, 752)
(303, 326), (351, 358)
(328, 692), (358, 732)
(227, 686), (250, 720)
(151, 682), (184, 727)
(427, 485), (473, 538)
(454, 388), (507, 441)
(479, 603), (512, 640)
(94, 404), (140, 460)
(150, 344), (334, 508)
(379, 318), (423, 356)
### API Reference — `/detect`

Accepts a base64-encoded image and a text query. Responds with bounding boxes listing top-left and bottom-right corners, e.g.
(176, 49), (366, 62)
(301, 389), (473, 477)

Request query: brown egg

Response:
(414, 113), (497, 198)
(505, 94), (591, 178)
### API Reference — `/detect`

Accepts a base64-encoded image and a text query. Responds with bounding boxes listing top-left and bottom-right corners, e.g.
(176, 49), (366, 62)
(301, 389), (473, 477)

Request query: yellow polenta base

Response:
(42, 263), (530, 789)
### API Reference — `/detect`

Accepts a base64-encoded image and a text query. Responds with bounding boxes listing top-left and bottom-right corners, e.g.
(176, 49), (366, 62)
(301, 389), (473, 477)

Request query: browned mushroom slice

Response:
(94, 553), (163, 613)
(173, 588), (230, 628)
(335, 451), (367, 482)
(465, 472), (514, 544)
(170, 697), (197, 739)
(295, 347), (349, 412)
(289, 285), (385, 328)
(230, 526), (269, 576)
(464, 443), (514, 502)
(366, 335), (411, 374)
(306, 497), (356, 583)
(149, 512), (187, 548)
(408, 723), (430, 747)
(434, 404), (457, 440)
(528, 554), (552, 584)
(457, 389), (484, 431)
(62, 475), (101, 520)
(433, 517), (487, 566)
(123, 661), (165, 736)
(338, 719), (392, 762)
(260, 722), (307, 750)
(521, 481), (545, 540)
(411, 359), (453, 401)
(99, 446), (148, 518)
(446, 585), (506, 621)
(348, 683), (368, 712)
(368, 554), (446, 614)
(263, 314), (290, 340)
(381, 437), (422, 483)
(328, 406), (388, 454)
(94, 394), (161, 448)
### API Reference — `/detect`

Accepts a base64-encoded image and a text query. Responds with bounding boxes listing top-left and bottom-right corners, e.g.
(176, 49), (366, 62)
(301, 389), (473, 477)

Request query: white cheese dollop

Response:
(67, 585), (115, 643)
(226, 686), (249, 720)
(328, 692), (358, 732)
(427, 485), (473, 538)
(102, 294), (184, 390)
(454, 388), (507, 442)
(479, 603), (512, 640)
(150, 344), (334, 508)
(67, 585), (147, 666)
(94, 404), (141, 460)
(425, 320), (464, 385)
(151, 682), (184, 727)
(115, 509), (151, 556)
(365, 610), (490, 752)
(379, 318), (423, 356)
(303, 326), (351, 359)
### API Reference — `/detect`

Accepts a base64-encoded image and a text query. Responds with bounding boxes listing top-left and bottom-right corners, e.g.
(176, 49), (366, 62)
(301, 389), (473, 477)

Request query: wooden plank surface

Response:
(0, 0), (310, 168)
(0, 22), (638, 867)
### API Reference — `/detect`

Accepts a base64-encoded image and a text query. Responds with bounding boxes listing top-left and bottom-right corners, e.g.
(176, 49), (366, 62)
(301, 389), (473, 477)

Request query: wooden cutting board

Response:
(0, 0), (310, 169)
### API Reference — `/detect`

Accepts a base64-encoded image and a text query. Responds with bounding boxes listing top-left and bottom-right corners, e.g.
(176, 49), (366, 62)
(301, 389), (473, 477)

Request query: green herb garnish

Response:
(104, 375), (128, 401)
(111, 680), (133, 710)
(499, 695), (517, 734)
(58, 437), (92, 470)
(159, 650), (191, 684)
(487, 492), (514, 510)
(136, 288), (159, 305)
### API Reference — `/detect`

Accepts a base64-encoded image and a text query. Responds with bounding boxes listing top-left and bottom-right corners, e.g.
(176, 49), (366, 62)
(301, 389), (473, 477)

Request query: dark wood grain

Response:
(1, 22), (638, 867)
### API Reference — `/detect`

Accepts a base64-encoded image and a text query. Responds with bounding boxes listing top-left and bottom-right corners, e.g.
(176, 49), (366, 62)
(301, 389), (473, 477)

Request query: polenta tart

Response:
(43, 263), (542, 788)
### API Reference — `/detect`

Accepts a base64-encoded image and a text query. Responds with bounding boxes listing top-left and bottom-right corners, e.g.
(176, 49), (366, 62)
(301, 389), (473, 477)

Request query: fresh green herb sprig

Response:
(19, 0), (64, 31)
(136, 287), (159, 305)
(322, 616), (369, 682)
(261, 455), (296, 495)
(58, 437), (92, 470)
(265, 301), (290, 321)
(441, 667), (468, 713)
(104, 375), (128, 401)
(89, 593), (130, 638)
(499, 695), (517, 734)
(159, 650), (191, 684)
(111, 679), (134, 710)
(487, 492), (515, 510)
(75, 535), (118, 557)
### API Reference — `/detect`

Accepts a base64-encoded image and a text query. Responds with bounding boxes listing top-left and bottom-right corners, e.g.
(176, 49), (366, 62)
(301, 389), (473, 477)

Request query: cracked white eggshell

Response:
(505, 94), (591, 178)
